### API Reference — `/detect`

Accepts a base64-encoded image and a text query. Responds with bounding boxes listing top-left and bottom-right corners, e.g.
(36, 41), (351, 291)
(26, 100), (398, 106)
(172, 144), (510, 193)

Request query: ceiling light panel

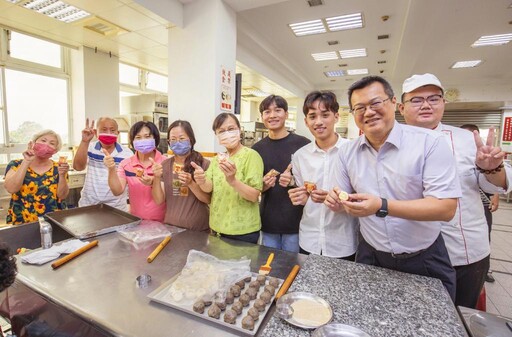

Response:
(324, 70), (344, 77)
(312, 51), (338, 61)
(325, 13), (363, 32)
(471, 33), (512, 47)
(451, 60), (482, 68)
(289, 19), (326, 36)
(22, 0), (90, 23)
(339, 48), (367, 58)
(347, 68), (368, 75)
(245, 88), (270, 97)
(4, 0), (20, 3)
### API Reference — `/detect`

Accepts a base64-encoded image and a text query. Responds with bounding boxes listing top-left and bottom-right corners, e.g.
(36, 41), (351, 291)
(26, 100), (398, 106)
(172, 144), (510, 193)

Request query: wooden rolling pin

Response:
(51, 240), (99, 270)
(275, 264), (301, 300)
(147, 236), (171, 263)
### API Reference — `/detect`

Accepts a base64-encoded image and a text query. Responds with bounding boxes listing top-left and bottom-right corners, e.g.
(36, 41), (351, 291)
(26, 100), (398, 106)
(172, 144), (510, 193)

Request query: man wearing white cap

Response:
(399, 73), (512, 308)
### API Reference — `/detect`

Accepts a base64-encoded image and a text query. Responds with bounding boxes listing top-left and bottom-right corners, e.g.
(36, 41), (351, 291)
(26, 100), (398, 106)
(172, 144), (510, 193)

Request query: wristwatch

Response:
(376, 198), (388, 218)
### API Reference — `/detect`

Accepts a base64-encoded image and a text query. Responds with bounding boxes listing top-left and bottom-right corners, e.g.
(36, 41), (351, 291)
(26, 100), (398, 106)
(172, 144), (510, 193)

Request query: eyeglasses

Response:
(216, 128), (239, 136)
(403, 94), (443, 107)
(168, 139), (189, 145)
(351, 98), (391, 115)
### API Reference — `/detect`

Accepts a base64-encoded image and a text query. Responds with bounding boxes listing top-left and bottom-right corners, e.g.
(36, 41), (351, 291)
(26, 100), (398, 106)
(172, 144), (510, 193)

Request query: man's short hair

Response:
(347, 76), (394, 110)
(460, 124), (480, 133)
(303, 91), (339, 116)
(259, 95), (288, 113)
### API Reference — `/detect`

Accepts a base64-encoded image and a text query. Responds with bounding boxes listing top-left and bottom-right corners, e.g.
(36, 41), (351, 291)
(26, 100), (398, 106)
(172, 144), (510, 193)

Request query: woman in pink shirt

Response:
(103, 121), (166, 222)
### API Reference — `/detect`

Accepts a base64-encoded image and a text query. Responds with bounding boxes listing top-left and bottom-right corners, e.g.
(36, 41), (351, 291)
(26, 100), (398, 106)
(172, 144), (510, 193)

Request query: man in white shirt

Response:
(398, 73), (512, 308)
(325, 76), (461, 300)
(73, 117), (132, 211)
(288, 91), (358, 260)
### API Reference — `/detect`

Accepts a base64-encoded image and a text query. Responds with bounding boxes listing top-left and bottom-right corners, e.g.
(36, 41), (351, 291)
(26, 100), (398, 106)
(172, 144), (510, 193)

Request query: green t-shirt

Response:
(206, 146), (263, 235)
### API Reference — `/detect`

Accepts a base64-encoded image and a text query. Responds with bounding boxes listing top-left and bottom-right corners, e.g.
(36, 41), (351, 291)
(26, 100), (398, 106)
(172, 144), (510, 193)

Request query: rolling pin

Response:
(51, 240), (99, 269)
(275, 264), (300, 300)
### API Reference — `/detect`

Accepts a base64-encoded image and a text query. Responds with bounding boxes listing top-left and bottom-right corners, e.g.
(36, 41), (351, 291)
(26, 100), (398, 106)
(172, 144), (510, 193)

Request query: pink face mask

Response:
(98, 133), (118, 145)
(33, 142), (57, 159)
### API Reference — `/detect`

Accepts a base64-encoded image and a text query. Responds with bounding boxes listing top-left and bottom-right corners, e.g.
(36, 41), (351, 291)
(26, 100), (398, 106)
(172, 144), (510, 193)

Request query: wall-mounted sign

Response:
(501, 113), (512, 153)
(220, 66), (233, 112)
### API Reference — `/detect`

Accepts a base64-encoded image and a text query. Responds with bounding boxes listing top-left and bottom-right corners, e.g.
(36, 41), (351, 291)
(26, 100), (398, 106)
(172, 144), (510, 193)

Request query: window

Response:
(119, 62), (167, 94)
(119, 63), (139, 87)
(146, 71), (167, 93)
(9, 31), (62, 68)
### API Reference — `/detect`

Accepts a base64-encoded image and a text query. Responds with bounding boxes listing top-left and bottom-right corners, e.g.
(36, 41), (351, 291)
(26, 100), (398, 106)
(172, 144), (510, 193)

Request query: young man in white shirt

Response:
(288, 91), (358, 259)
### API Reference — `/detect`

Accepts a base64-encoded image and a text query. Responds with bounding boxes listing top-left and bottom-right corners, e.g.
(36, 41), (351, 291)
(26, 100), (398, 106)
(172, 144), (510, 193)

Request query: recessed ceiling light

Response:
(289, 19), (326, 36)
(347, 68), (368, 75)
(339, 48), (367, 59)
(324, 70), (344, 77)
(22, 0), (90, 23)
(245, 88), (270, 97)
(325, 13), (363, 31)
(451, 60), (482, 68)
(312, 51), (338, 61)
(471, 33), (512, 47)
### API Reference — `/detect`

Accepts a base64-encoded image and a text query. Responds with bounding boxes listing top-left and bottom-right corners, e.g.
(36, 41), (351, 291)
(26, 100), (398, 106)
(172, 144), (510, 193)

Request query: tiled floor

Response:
(485, 196), (512, 319)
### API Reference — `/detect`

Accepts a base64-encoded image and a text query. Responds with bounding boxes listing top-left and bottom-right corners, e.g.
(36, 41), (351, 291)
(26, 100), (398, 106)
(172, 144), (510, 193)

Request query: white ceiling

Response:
(0, 0), (511, 106)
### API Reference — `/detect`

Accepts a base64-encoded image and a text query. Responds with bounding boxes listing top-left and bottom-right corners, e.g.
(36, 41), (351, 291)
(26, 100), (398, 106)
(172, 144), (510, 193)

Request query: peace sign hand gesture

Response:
(473, 127), (505, 171)
(82, 118), (96, 143)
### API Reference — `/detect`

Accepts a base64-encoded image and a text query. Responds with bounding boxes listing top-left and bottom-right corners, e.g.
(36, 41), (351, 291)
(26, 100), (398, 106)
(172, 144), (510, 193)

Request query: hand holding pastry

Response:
(310, 189), (328, 203)
(288, 186), (308, 206)
(178, 172), (193, 186)
(219, 160), (237, 185)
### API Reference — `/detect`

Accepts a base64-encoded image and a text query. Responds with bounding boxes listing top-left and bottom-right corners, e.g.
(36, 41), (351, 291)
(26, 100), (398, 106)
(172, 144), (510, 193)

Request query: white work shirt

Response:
(79, 141), (133, 211)
(334, 122), (462, 254)
(436, 123), (512, 266)
(293, 136), (358, 258)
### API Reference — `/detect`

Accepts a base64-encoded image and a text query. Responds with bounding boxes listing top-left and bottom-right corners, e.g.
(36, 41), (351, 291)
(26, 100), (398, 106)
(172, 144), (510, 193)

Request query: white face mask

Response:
(217, 130), (240, 149)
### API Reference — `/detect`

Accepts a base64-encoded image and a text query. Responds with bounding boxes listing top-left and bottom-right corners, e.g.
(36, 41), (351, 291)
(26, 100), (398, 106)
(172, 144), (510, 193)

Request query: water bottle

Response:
(38, 216), (53, 249)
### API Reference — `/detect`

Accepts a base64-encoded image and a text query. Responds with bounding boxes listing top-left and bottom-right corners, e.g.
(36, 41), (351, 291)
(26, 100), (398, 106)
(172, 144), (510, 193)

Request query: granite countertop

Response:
(261, 254), (467, 337)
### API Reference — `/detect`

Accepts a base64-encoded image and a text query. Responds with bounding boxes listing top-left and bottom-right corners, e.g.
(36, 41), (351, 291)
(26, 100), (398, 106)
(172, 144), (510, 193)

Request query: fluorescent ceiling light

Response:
(312, 51), (338, 61)
(4, 0), (20, 3)
(324, 70), (344, 77)
(451, 60), (482, 68)
(471, 33), (512, 47)
(325, 13), (363, 32)
(347, 68), (368, 75)
(289, 19), (326, 36)
(22, 0), (90, 23)
(246, 89), (270, 97)
(339, 48), (367, 59)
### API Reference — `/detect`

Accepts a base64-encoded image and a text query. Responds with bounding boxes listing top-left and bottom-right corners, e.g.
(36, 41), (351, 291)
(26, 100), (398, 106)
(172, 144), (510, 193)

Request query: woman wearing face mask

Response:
(4, 130), (69, 225)
(103, 121), (165, 222)
(194, 113), (264, 243)
(151, 120), (211, 231)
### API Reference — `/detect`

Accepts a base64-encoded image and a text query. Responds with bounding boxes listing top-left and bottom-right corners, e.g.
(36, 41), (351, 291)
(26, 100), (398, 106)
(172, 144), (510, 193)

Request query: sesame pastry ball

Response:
(242, 315), (256, 330)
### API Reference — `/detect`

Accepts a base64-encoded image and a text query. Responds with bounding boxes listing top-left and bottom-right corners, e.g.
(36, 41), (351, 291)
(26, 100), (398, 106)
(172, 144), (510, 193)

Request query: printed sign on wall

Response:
(501, 113), (512, 153)
(220, 66), (233, 112)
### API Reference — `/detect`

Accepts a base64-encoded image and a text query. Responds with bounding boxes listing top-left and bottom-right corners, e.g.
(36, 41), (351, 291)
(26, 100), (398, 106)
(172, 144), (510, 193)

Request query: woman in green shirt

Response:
(193, 113), (263, 243)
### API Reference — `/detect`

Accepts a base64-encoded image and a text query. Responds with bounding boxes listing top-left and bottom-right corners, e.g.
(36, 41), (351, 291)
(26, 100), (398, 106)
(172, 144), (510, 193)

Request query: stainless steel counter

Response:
(9, 230), (305, 337)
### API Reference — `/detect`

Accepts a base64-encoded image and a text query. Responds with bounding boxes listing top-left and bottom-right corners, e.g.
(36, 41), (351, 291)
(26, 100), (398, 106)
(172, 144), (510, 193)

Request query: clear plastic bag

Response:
(117, 220), (184, 248)
(162, 250), (251, 305)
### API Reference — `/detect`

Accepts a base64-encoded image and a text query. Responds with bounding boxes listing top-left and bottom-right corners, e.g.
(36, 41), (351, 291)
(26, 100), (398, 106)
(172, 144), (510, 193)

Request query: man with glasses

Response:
(325, 76), (460, 299)
(398, 73), (512, 308)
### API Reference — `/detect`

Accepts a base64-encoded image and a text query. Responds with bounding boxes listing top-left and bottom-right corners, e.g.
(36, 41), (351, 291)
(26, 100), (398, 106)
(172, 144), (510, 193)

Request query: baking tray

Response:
(148, 272), (283, 335)
(312, 323), (371, 337)
(45, 203), (141, 239)
(276, 292), (333, 329)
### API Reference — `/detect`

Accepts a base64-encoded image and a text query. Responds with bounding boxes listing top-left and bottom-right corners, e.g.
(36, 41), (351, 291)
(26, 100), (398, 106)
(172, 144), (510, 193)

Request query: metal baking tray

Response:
(148, 272), (283, 335)
(312, 323), (371, 337)
(45, 203), (141, 239)
(276, 292), (333, 329)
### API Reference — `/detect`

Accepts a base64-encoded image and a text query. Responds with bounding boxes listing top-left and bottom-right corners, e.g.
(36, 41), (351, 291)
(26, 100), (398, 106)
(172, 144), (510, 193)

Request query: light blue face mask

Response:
(133, 138), (156, 154)
(169, 140), (191, 156)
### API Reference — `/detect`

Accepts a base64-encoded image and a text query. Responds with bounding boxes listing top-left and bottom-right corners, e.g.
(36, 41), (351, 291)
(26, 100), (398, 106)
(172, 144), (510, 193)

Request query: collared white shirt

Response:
(334, 122), (462, 254)
(293, 136), (358, 258)
(436, 123), (512, 266)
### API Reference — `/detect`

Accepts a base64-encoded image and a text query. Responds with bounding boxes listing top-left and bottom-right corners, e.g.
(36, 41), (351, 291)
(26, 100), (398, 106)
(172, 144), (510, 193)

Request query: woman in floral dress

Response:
(4, 129), (69, 225)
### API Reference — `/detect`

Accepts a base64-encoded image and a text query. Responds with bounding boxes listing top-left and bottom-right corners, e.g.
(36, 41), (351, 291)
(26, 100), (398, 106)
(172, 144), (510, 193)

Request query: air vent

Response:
(327, 40), (339, 46)
(378, 34), (390, 40)
(307, 0), (324, 7)
(377, 60), (387, 64)
(81, 16), (128, 36)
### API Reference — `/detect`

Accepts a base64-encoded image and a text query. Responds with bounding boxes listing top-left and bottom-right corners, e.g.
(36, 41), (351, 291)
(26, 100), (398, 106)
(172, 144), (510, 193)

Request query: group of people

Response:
(3, 73), (511, 309)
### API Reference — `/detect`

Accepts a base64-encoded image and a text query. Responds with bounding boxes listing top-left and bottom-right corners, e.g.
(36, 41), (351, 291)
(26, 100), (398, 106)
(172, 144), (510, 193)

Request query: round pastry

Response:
(201, 295), (212, 306)
(192, 300), (205, 314)
(249, 280), (260, 289)
(248, 307), (260, 321)
(256, 275), (266, 285)
(260, 291), (272, 304)
(268, 277), (280, 288)
(239, 293), (251, 307)
(230, 284), (241, 297)
(214, 300), (226, 311)
(231, 301), (244, 315)
(244, 276), (252, 282)
(245, 287), (258, 300)
(224, 309), (237, 324)
(236, 280), (246, 289)
(226, 291), (235, 304)
(242, 315), (255, 330)
(208, 304), (221, 319)
(254, 298), (266, 312)
(264, 284), (275, 295)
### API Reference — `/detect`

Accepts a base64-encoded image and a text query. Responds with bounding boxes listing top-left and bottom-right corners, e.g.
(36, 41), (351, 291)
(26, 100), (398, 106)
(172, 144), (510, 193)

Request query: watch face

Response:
(376, 210), (388, 218)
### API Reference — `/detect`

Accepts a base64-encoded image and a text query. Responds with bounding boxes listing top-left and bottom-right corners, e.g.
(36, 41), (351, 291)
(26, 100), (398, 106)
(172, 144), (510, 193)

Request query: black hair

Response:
(129, 121), (160, 149)
(347, 76), (394, 110)
(0, 243), (17, 292)
(167, 120), (205, 175)
(460, 124), (480, 133)
(302, 91), (339, 116)
(259, 95), (288, 113)
(212, 113), (241, 132)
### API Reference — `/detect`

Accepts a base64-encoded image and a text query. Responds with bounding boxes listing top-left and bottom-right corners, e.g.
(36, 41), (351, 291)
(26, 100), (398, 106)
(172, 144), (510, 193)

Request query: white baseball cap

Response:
(402, 73), (444, 95)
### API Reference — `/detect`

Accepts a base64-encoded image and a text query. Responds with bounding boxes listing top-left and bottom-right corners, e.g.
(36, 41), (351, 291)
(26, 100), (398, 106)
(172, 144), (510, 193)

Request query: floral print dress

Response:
(5, 159), (66, 225)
